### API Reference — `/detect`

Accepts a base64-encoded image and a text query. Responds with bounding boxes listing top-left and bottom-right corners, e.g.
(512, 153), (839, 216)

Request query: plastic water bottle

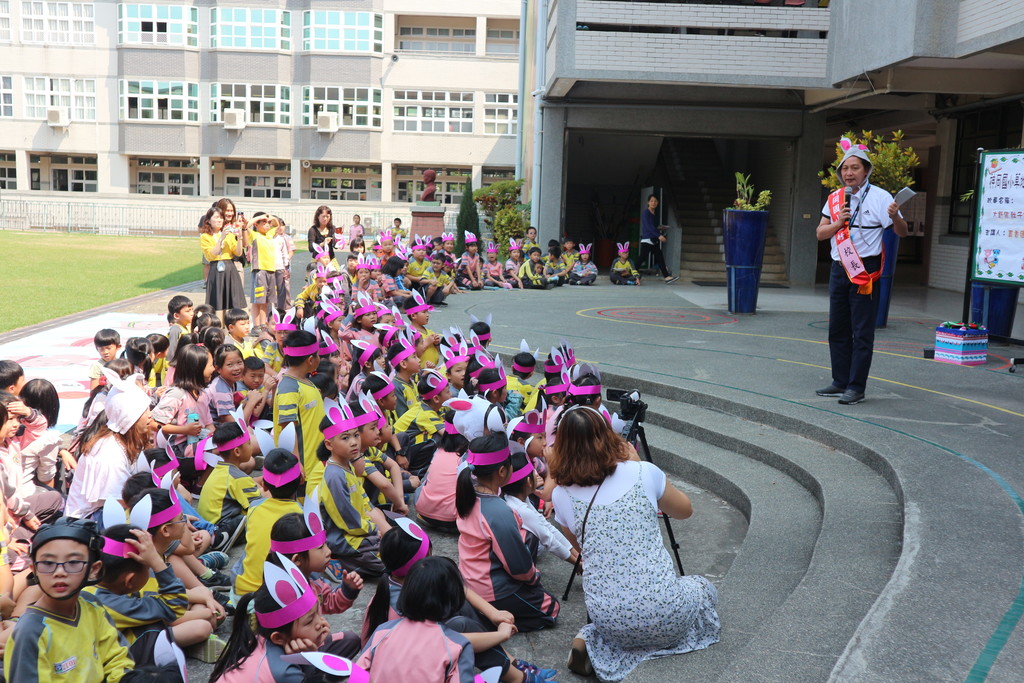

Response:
(186, 412), (200, 445)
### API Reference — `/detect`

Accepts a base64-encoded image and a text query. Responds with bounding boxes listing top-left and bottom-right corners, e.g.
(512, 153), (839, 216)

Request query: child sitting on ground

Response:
(89, 328), (122, 390)
(196, 421), (262, 540)
(569, 244), (599, 286)
(610, 242), (641, 285)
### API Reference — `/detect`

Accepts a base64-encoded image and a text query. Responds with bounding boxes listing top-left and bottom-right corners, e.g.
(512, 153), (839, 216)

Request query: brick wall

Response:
(577, 1), (830, 32)
(957, 0), (1024, 44)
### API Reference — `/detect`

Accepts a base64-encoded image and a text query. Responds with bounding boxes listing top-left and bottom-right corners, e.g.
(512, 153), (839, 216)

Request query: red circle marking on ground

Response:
(594, 308), (738, 326)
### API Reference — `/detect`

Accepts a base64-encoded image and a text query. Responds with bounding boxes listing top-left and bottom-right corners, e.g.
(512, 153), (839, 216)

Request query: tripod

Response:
(562, 403), (685, 601)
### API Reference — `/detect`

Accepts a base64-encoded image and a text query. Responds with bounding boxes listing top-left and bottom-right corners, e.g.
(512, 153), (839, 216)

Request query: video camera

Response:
(606, 388), (647, 424)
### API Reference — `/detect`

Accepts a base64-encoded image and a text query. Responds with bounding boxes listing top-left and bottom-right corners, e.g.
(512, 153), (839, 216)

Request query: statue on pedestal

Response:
(420, 169), (437, 203)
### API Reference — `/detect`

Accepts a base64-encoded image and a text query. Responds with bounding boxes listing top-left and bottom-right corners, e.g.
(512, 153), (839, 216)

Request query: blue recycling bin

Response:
(971, 283), (1020, 337)
(722, 209), (768, 314)
(874, 229), (901, 328)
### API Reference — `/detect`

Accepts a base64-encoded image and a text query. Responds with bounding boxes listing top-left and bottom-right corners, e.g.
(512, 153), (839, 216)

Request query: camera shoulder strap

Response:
(578, 478), (606, 547)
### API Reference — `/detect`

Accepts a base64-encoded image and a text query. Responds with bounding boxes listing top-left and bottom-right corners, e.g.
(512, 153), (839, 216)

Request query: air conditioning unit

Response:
(47, 107), (70, 128)
(223, 108), (246, 130)
(317, 111), (339, 133)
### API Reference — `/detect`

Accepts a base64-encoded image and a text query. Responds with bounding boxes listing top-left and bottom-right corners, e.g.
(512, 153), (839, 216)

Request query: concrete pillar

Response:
(290, 158), (302, 200)
(471, 164), (483, 193)
(537, 105), (565, 245)
(15, 149), (30, 192)
(99, 152), (130, 194)
(788, 111), (827, 286)
(476, 16), (487, 56)
(381, 161), (393, 203)
(199, 156), (212, 197)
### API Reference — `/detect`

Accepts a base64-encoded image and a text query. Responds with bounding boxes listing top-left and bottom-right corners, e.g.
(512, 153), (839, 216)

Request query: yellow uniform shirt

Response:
(393, 376), (419, 418)
(524, 377), (547, 412)
(611, 258), (639, 278)
(149, 357), (167, 388)
(235, 497), (303, 595)
(406, 258), (432, 283)
(322, 460), (378, 556)
(413, 324), (440, 368)
(506, 376), (536, 409)
(255, 339), (284, 374)
(228, 336), (256, 359)
(295, 282), (323, 311)
(519, 261), (545, 286)
(200, 231), (239, 262)
(249, 228), (278, 272)
(197, 462), (262, 524)
(274, 375), (326, 495)
(5, 597), (134, 683)
(82, 565), (188, 644)
(393, 402), (444, 445)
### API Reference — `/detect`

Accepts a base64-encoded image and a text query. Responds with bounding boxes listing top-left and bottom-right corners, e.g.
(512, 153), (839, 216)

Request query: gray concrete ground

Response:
(10, 253), (1024, 682)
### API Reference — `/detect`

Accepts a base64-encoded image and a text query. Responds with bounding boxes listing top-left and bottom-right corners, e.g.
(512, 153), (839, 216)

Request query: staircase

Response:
(661, 138), (788, 285)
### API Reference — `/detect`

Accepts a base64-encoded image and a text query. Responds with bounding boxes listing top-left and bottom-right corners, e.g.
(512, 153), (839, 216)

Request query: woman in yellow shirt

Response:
(200, 205), (246, 314)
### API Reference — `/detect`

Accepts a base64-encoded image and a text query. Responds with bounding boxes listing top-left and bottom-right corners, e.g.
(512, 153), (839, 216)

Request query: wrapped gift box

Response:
(934, 326), (987, 366)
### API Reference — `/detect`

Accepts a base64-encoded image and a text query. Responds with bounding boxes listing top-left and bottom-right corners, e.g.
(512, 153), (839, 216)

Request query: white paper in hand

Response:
(894, 187), (917, 207)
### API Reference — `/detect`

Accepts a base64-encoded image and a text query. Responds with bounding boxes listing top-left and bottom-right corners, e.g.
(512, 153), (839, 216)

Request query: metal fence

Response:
(0, 197), (466, 238)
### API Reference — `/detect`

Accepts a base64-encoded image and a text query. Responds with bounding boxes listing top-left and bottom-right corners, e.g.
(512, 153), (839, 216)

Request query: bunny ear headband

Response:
(100, 499), (131, 559)
(322, 403), (361, 439)
(441, 231), (455, 242)
(374, 323), (404, 349)
(312, 243), (328, 259)
(579, 243), (593, 255)
(258, 553), (318, 629)
(616, 241), (630, 254)
(274, 308), (299, 333)
(350, 339), (379, 369)
(837, 137), (873, 179)
(468, 312), (494, 327)
(392, 517), (431, 578)
(470, 349), (494, 379)
(546, 367), (571, 395)
(509, 238), (522, 251)
(478, 355), (507, 393)
(271, 485), (327, 554)
(441, 339), (471, 366)
(315, 329), (339, 357)
(280, 653), (369, 683)
(253, 423), (302, 487)
(466, 433), (511, 468)
(379, 228), (393, 242)
(511, 409), (546, 435)
(100, 368), (150, 435)
(405, 289), (432, 316)
(544, 345), (567, 373)
(319, 300), (344, 325)
(357, 391), (387, 431)
(420, 369), (450, 401)
(486, 241), (498, 254)
(464, 232), (479, 244)
(140, 440), (181, 479)
(195, 407), (252, 467)
(367, 370), (395, 400)
(352, 291), (376, 318)
(129, 472), (183, 530)
(390, 334), (417, 367)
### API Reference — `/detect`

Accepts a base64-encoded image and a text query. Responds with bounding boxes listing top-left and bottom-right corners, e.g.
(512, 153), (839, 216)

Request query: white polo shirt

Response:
(820, 183), (900, 261)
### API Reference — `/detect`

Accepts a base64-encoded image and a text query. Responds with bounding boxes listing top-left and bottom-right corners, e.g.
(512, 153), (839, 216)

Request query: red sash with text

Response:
(828, 187), (882, 295)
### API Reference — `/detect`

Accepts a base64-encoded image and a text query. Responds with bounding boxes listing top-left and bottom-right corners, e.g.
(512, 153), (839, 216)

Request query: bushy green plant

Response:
(455, 177), (480, 254)
(732, 173), (772, 211)
(492, 205), (526, 260)
(819, 130), (920, 194)
(473, 180), (524, 229)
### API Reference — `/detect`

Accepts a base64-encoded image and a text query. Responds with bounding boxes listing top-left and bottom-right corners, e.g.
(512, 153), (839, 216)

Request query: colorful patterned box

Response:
(934, 326), (987, 366)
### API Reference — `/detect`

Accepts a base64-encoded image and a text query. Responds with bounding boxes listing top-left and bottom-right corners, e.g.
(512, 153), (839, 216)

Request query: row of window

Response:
(0, 155), (516, 199)
(1, 77), (518, 133)
(0, 3), (514, 53)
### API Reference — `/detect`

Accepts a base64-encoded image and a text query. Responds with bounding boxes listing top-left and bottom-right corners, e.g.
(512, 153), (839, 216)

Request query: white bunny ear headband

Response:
(128, 472), (183, 531)
(280, 653), (369, 682)
(478, 354), (507, 393)
(99, 499), (132, 559)
(270, 485), (327, 554)
(153, 631), (188, 682)
(391, 517), (431, 578)
(258, 553), (318, 629)
(253, 423), (303, 488)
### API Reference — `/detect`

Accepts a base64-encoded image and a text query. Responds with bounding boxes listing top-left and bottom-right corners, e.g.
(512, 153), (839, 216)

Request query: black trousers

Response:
(640, 240), (670, 278)
(828, 257), (881, 394)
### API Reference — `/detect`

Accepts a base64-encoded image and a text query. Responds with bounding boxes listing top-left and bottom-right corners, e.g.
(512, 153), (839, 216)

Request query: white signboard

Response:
(974, 149), (1024, 285)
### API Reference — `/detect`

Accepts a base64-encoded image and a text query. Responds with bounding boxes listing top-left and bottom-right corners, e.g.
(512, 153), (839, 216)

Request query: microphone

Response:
(843, 186), (852, 229)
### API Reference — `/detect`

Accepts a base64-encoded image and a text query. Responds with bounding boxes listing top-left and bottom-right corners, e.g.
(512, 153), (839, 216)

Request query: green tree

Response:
(819, 130), (920, 194)
(455, 177), (480, 254)
(492, 205), (526, 260)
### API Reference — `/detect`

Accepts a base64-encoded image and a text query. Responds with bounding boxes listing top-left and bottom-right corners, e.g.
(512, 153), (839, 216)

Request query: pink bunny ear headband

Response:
(412, 234), (430, 251)
(253, 423), (302, 487)
(390, 335), (417, 366)
(466, 439), (511, 468)
(100, 499), (131, 558)
(392, 517), (431, 578)
(486, 241), (499, 254)
(478, 356), (507, 392)
(352, 292), (376, 318)
(273, 308), (299, 333)
(128, 474), (183, 530)
(405, 289), (432, 315)
(357, 391), (387, 431)
(509, 238), (522, 251)
(511, 409), (546, 435)
(441, 339), (471, 366)
(579, 243), (593, 255)
(421, 370), (450, 400)
(505, 457), (535, 486)
(464, 232), (479, 244)
(367, 371), (395, 399)
(441, 231), (455, 242)
(616, 242), (630, 254)
(319, 301), (344, 325)
(280, 653), (369, 683)
(317, 329), (339, 357)
(283, 336), (319, 357)
(379, 228), (393, 243)
(258, 553), (318, 629)
(271, 485), (327, 554)
(546, 368), (571, 395)
(323, 403), (361, 439)
(350, 339), (378, 369)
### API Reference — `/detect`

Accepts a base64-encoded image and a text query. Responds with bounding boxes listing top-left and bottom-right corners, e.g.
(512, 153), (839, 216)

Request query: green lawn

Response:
(0, 231), (202, 333)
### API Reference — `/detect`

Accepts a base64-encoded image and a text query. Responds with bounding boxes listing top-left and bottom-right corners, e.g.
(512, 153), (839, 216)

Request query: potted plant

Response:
(819, 130), (920, 327)
(722, 173), (772, 314)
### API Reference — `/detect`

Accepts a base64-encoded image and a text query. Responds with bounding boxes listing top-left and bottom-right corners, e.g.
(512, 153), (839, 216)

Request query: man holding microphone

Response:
(815, 139), (908, 405)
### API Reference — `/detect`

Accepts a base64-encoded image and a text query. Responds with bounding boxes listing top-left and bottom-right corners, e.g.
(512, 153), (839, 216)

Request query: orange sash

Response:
(828, 187), (882, 295)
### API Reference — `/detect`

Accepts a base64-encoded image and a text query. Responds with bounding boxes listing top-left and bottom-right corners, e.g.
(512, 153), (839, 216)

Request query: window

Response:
(486, 28), (519, 55)
(0, 76), (12, 117)
(222, 161), (291, 198)
(301, 86), (381, 128)
(484, 93), (517, 135)
(119, 4), (198, 46)
(21, 1), (94, 44)
(120, 80), (199, 121)
(303, 11), (382, 53)
(398, 25), (475, 53)
(134, 158), (198, 194)
(393, 91), (474, 134)
(211, 83), (291, 125)
(0, 153), (16, 190)
(211, 7), (290, 50)
(48, 154), (97, 192)
(949, 102), (1024, 235)
(0, 1), (11, 42)
(308, 165), (382, 201)
(25, 77), (96, 120)
(482, 167), (515, 183)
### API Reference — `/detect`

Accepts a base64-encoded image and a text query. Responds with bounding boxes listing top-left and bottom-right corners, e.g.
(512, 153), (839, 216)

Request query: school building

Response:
(523, 0), (1024, 290)
(0, 0), (521, 232)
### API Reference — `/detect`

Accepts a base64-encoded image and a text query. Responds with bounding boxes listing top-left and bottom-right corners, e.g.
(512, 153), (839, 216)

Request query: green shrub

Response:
(819, 130), (920, 194)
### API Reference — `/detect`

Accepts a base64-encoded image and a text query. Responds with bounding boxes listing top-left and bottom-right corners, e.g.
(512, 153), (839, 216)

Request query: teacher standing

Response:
(641, 195), (679, 284)
(549, 407), (720, 682)
(815, 139), (907, 406)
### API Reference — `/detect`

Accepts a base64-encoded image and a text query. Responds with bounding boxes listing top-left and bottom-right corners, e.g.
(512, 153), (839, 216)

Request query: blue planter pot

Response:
(971, 283), (1020, 337)
(722, 209), (769, 314)
(874, 229), (901, 328)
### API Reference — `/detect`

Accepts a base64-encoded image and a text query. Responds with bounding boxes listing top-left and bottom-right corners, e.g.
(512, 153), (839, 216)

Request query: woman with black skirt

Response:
(200, 205), (246, 314)
(309, 205), (337, 259)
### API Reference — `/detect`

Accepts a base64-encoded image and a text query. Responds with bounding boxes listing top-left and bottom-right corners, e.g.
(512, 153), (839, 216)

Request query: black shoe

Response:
(838, 390), (865, 405)
(435, 301), (448, 307)
(200, 570), (233, 592)
(664, 275), (679, 284)
(815, 384), (845, 397)
(210, 530), (231, 552)
(212, 590), (236, 616)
